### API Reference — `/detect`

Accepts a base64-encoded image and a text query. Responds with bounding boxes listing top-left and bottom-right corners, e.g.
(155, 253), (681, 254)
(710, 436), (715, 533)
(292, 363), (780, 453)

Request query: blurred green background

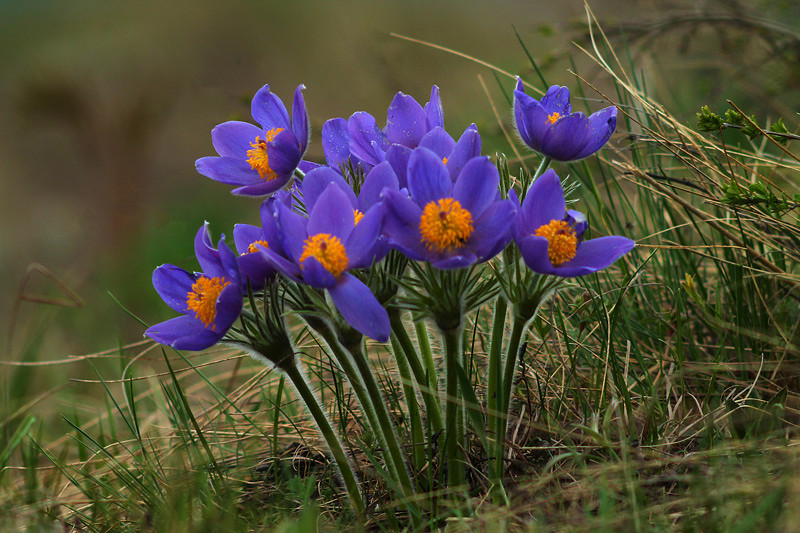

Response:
(1, 0), (798, 362)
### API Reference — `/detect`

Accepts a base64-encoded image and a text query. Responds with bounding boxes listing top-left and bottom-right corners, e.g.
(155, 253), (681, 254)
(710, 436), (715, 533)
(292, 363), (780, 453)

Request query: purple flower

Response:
(512, 169), (634, 277)
(146, 224), (242, 350)
(322, 86), (452, 178)
(513, 79), (617, 161)
(381, 148), (516, 269)
(233, 196), (294, 291)
(196, 84), (310, 196)
(258, 183), (390, 341)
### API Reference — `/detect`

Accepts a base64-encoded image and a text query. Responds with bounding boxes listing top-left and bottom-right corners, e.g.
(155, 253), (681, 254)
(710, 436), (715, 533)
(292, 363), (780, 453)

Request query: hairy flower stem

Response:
(343, 338), (422, 525)
(281, 361), (366, 520)
(534, 156), (552, 181)
(305, 319), (405, 509)
(389, 311), (444, 435)
(486, 296), (509, 500)
(389, 331), (426, 476)
(414, 320), (439, 424)
(442, 325), (467, 496)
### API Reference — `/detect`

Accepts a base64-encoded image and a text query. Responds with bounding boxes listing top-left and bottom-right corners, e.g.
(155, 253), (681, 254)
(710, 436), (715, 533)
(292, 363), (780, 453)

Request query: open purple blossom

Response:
(321, 86), (447, 176)
(196, 84), (310, 196)
(146, 224), (242, 350)
(258, 182), (390, 341)
(513, 78), (617, 161)
(512, 169), (634, 277)
(381, 148), (516, 269)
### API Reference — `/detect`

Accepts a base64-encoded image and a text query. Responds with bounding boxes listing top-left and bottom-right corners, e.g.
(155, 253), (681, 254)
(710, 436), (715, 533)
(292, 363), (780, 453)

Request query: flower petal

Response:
(196, 156), (258, 186)
(233, 224), (263, 256)
(302, 166), (357, 213)
(419, 126), (456, 159)
(328, 274), (390, 342)
(302, 256), (337, 288)
(346, 205), (383, 268)
(291, 84), (309, 154)
(211, 121), (263, 159)
(407, 147), (451, 207)
(385, 144), (411, 189)
(348, 112), (388, 167)
(425, 85), (444, 130)
(446, 124), (481, 180)
(251, 84), (290, 131)
(554, 236), (634, 277)
(322, 118), (353, 170)
(521, 169), (566, 230)
(385, 92), (427, 148)
(211, 282), (243, 332)
(517, 235), (556, 275)
(468, 198), (516, 260)
(265, 129), (302, 177)
(194, 224), (224, 279)
(146, 315), (225, 351)
(307, 183), (355, 240)
(572, 106), (617, 160)
(359, 161), (398, 210)
(453, 155), (498, 219)
(540, 85), (572, 115)
(275, 201), (308, 264)
(153, 265), (194, 314)
(539, 113), (589, 161)
(381, 188), (427, 261)
(430, 252), (478, 270)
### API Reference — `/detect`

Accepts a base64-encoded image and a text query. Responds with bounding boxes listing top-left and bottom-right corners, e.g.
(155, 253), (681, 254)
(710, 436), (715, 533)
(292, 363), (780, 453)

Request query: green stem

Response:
(282, 362), (366, 519)
(486, 297), (508, 495)
(533, 156), (552, 181)
(345, 339), (421, 525)
(414, 320), (439, 423)
(390, 330), (425, 476)
(390, 311), (444, 434)
(307, 320), (404, 499)
(442, 325), (466, 494)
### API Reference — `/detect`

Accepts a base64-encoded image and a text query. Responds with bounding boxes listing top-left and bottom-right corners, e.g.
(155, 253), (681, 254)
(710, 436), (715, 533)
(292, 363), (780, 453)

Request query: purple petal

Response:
(194, 224), (224, 279)
(146, 315), (222, 351)
(196, 156), (258, 186)
(566, 210), (588, 243)
(385, 144), (411, 189)
(572, 106), (617, 160)
(233, 224), (264, 256)
(385, 92), (427, 148)
(517, 235), (557, 276)
(407, 147), (451, 207)
(153, 265), (194, 314)
(345, 205), (382, 268)
(210, 121), (263, 159)
(452, 156), (499, 219)
(381, 188), (427, 261)
(539, 113), (589, 161)
(359, 161), (399, 211)
(521, 169), (566, 230)
(257, 245), (302, 282)
(266, 129), (302, 177)
(302, 166), (357, 213)
(540, 85), (572, 115)
(348, 112), (388, 166)
(419, 127), (456, 159)
(430, 252), (478, 270)
(514, 91), (551, 151)
(291, 84), (309, 154)
(554, 236), (634, 277)
(328, 274), (390, 342)
(468, 199), (516, 260)
(425, 85), (444, 130)
(211, 282), (243, 332)
(302, 256), (337, 288)
(446, 124), (481, 180)
(308, 184), (355, 240)
(275, 201), (308, 264)
(322, 118), (352, 170)
(251, 84), (290, 131)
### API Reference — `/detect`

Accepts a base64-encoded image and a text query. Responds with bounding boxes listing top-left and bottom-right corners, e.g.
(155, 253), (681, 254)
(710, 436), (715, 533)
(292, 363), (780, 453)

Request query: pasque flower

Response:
(381, 148), (516, 269)
(146, 224), (242, 350)
(196, 84), (310, 196)
(258, 182), (390, 341)
(513, 78), (617, 161)
(512, 169), (634, 277)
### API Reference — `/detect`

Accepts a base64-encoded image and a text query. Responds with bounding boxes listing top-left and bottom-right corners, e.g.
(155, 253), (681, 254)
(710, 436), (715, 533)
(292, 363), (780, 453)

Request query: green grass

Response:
(3, 4), (800, 531)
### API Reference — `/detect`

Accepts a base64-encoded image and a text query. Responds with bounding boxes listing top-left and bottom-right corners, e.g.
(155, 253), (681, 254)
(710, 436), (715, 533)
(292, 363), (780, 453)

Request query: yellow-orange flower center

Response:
(419, 198), (474, 252)
(442, 157), (449, 165)
(246, 127), (285, 180)
(186, 276), (231, 329)
(353, 209), (364, 226)
(535, 219), (577, 266)
(245, 240), (270, 255)
(547, 112), (561, 125)
(299, 233), (349, 278)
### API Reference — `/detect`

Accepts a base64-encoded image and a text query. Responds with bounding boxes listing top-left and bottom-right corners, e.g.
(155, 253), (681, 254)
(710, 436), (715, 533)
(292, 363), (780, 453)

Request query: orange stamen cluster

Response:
(535, 219), (577, 266)
(442, 157), (449, 165)
(246, 127), (285, 180)
(245, 240), (270, 255)
(419, 198), (474, 252)
(547, 112), (561, 125)
(299, 233), (349, 278)
(353, 209), (364, 226)
(186, 276), (231, 329)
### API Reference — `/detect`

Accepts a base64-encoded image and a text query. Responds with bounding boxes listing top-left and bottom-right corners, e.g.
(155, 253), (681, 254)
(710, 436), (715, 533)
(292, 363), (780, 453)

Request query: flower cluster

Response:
(147, 79), (633, 349)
